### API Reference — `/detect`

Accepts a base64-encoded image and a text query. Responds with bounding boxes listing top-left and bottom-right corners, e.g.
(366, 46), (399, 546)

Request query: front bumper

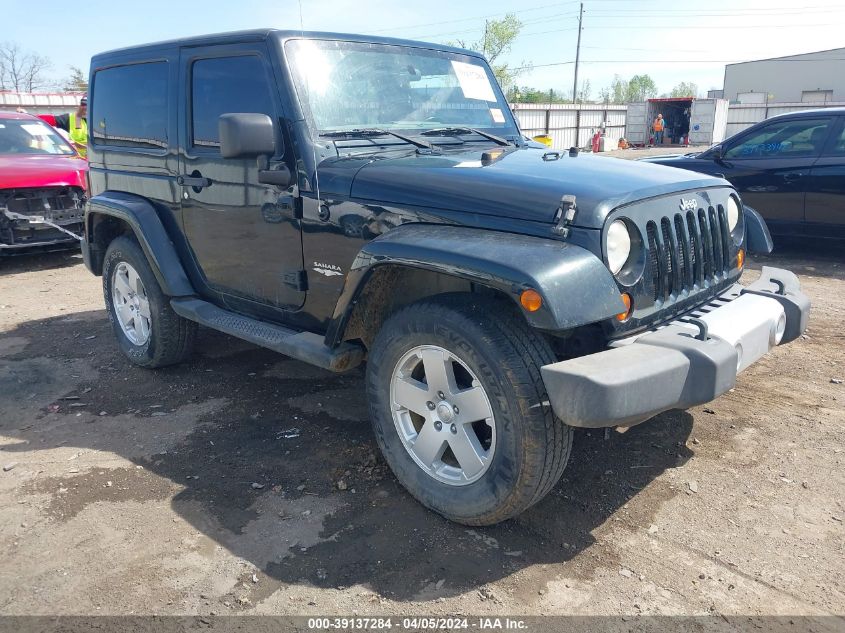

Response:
(540, 266), (810, 428)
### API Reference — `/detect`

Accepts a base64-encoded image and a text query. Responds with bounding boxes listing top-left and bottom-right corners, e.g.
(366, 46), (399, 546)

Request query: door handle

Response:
(177, 174), (213, 188)
(783, 172), (804, 183)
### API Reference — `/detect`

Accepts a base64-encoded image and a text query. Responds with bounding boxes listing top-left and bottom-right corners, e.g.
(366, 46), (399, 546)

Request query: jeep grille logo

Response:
(679, 198), (697, 212)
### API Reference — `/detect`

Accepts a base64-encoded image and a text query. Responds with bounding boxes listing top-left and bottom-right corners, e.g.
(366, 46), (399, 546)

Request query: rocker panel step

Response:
(170, 298), (363, 372)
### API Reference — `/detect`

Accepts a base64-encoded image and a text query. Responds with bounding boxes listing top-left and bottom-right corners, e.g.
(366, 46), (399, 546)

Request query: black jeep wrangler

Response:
(82, 30), (810, 525)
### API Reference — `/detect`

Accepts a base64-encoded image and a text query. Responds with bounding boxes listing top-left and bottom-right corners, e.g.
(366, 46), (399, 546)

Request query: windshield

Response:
(285, 39), (518, 136)
(0, 118), (75, 155)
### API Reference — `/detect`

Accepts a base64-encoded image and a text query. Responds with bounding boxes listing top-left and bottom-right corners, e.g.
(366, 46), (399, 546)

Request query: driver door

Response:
(178, 44), (305, 313)
(717, 116), (832, 224)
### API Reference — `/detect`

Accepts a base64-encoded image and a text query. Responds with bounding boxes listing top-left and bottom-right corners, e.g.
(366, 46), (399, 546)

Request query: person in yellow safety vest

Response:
(53, 96), (88, 158)
(652, 113), (665, 146)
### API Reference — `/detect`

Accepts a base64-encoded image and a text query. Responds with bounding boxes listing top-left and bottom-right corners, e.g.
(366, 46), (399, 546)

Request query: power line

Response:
(584, 22), (838, 29)
(370, 1), (580, 33)
(586, 5), (843, 14)
(405, 11), (579, 41)
(511, 57), (845, 72)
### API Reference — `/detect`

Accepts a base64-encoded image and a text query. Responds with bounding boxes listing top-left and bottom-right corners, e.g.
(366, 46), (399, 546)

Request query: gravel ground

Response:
(0, 237), (843, 622)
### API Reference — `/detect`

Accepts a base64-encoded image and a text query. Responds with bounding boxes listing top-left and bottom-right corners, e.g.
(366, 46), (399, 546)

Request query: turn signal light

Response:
(520, 289), (543, 312)
(616, 293), (633, 322)
(737, 248), (745, 270)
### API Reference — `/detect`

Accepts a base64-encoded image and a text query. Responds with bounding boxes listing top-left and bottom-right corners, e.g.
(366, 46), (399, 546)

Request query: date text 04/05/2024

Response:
(306, 617), (529, 630)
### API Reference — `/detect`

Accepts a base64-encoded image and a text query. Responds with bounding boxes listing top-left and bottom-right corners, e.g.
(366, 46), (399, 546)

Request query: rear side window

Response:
(91, 62), (168, 149)
(190, 56), (275, 149)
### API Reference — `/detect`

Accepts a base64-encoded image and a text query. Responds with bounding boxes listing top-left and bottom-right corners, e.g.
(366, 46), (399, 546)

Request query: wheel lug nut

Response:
(450, 424), (457, 434)
(437, 391), (445, 400)
(426, 401), (435, 411)
(434, 421), (442, 431)
(453, 405), (459, 414)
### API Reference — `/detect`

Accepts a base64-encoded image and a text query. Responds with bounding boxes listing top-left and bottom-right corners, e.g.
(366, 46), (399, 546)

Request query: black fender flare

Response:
(84, 191), (194, 297)
(326, 224), (626, 346)
(743, 205), (773, 255)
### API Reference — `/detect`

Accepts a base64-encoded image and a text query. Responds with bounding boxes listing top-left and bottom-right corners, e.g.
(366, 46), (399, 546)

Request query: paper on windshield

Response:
(450, 61), (496, 102)
(21, 124), (49, 136)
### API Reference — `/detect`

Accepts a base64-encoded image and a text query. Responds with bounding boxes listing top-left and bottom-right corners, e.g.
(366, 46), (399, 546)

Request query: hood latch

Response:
(552, 195), (577, 237)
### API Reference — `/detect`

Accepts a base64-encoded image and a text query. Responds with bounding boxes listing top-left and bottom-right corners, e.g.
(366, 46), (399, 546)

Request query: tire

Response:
(102, 235), (197, 368)
(366, 293), (573, 525)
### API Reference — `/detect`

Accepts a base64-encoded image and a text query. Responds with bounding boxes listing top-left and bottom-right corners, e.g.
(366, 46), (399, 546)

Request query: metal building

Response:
(723, 47), (845, 104)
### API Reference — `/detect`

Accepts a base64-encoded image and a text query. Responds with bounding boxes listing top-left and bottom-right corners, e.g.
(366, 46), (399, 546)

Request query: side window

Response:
(724, 118), (830, 159)
(191, 55), (276, 150)
(91, 62), (168, 149)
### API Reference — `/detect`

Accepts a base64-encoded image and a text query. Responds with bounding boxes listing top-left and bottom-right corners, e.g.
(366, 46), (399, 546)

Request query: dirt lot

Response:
(0, 239), (843, 621)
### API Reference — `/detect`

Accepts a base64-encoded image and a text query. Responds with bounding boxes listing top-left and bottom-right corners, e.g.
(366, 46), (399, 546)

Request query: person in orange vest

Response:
(652, 113), (665, 146)
(53, 96), (87, 158)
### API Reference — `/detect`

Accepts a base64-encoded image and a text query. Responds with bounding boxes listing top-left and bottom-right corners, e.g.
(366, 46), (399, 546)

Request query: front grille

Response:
(646, 204), (732, 302)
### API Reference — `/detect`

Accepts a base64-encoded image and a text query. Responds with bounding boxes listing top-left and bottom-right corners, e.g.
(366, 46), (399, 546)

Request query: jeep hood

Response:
(320, 146), (727, 229)
(0, 154), (87, 191)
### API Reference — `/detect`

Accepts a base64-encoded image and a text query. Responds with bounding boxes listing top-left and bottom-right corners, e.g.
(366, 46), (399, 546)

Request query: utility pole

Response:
(572, 2), (583, 103)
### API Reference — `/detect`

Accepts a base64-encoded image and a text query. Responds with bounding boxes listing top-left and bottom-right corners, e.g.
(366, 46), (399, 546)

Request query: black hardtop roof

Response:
(92, 28), (480, 64)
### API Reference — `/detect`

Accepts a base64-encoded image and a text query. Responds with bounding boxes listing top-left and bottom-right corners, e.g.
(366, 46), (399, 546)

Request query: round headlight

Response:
(607, 219), (632, 275)
(727, 196), (740, 232)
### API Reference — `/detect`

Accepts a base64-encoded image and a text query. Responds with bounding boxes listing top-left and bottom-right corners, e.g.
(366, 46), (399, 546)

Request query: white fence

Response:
(514, 100), (845, 151)
(726, 101), (845, 137)
(0, 91), (84, 115)
(511, 103), (628, 149)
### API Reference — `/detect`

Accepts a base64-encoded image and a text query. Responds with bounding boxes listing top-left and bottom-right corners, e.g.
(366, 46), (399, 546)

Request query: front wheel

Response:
(103, 236), (197, 368)
(366, 294), (572, 525)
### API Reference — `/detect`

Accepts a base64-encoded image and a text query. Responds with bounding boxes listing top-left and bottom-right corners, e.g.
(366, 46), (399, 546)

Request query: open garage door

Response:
(689, 98), (729, 145)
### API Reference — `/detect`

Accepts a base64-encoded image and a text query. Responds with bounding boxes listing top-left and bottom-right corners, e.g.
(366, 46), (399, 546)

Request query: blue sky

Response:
(6, 0), (845, 97)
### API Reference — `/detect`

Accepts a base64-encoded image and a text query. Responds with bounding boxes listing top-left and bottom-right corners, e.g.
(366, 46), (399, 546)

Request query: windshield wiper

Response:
(420, 127), (509, 146)
(319, 128), (435, 150)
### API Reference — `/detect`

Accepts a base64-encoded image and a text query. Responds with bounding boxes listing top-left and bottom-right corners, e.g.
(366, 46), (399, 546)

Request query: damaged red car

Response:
(0, 111), (86, 255)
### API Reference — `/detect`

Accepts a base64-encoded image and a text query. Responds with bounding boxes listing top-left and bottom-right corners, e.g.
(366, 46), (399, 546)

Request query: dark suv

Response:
(641, 108), (845, 240)
(82, 30), (810, 525)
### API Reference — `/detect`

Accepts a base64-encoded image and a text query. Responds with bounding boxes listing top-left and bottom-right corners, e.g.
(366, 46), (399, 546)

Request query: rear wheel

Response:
(366, 294), (572, 525)
(103, 236), (196, 368)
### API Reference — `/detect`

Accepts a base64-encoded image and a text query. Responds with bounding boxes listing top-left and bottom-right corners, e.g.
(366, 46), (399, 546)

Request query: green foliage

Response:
(626, 74), (658, 102)
(507, 86), (568, 104)
(599, 74), (658, 104)
(63, 66), (88, 92)
(451, 14), (528, 92)
(576, 78), (591, 103)
(669, 81), (699, 98)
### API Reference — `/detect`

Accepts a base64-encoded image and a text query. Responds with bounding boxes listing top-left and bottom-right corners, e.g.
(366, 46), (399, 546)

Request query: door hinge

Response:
(283, 269), (308, 292)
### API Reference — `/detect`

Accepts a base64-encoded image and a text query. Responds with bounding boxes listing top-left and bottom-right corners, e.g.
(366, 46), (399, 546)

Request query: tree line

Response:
(450, 15), (702, 104)
(0, 41), (87, 92)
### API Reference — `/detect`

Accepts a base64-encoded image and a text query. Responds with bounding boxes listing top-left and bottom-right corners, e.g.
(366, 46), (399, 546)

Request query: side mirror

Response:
(219, 113), (291, 189)
(219, 113), (276, 159)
